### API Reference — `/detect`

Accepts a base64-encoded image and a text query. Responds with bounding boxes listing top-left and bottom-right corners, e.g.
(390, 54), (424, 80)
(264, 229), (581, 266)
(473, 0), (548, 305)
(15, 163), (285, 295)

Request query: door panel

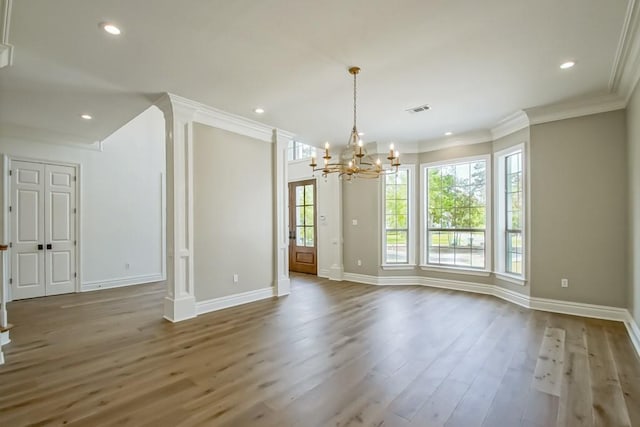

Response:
(10, 161), (76, 300)
(45, 164), (76, 296)
(289, 179), (317, 274)
(11, 161), (46, 299)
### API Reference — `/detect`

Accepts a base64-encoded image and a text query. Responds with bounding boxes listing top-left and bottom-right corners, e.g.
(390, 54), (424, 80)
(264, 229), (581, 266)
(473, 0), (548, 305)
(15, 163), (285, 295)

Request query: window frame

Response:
(381, 164), (416, 269)
(494, 144), (527, 285)
(420, 155), (492, 276)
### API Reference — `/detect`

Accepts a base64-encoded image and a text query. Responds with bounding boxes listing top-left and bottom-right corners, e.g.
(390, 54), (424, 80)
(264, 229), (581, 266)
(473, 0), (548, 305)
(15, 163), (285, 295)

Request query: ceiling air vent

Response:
(406, 104), (431, 114)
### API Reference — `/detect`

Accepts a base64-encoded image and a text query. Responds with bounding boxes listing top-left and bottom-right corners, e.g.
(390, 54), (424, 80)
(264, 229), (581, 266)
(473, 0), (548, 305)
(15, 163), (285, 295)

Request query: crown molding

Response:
(155, 92), (295, 143)
(524, 93), (627, 126)
(610, 0), (640, 101)
(491, 110), (530, 140)
(275, 129), (296, 143)
(418, 129), (493, 153)
(0, 0), (14, 68)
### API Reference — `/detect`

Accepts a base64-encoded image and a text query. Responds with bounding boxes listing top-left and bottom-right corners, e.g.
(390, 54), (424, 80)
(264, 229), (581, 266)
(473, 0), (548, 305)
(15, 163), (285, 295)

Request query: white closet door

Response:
(44, 164), (76, 296)
(11, 161), (46, 299)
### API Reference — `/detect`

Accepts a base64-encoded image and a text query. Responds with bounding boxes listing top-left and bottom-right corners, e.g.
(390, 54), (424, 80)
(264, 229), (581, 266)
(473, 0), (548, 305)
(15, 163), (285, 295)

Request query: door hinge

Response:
(8, 206), (11, 212)
(74, 272), (77, 278)
(73, 208), (77, 214)
(74, 240), (77, 246)
(8, 169), (12, 176)
(9, 278), (12, 285)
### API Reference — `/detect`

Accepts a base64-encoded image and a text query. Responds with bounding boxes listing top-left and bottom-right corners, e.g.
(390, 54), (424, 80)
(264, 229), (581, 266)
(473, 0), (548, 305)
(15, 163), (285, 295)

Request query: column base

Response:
(163, 295), (197, 323)
(275, 278), (291, 297)
(328, 265), (344, 281)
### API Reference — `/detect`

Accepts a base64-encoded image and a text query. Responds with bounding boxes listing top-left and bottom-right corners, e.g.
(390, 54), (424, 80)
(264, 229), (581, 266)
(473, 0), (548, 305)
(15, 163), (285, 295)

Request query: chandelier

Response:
(310, 66), (400, 179)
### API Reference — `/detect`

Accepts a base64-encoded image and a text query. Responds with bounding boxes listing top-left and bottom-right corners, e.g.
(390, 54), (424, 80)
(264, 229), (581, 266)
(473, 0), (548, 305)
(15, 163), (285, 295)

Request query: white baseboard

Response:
(625, 314), (640, 358)
(530, 296), (629, 322)
(318, 268), (330, 278)
(196, 287), (275, 315)
(342, 272), (634, 338)
(82, 274), (164, 292)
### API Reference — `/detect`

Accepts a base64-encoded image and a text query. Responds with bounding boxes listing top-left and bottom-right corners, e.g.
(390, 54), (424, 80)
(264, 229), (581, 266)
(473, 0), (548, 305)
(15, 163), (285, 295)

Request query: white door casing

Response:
(10, 160), (76, 300)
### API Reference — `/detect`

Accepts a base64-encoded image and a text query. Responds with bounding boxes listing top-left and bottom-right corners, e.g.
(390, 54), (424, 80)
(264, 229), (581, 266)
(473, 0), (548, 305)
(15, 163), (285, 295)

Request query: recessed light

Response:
(80, 114), (93, 120)
(560, 61), (575, 70)
(445, 131), (453, 136)
(358, 132), (364, 136)
(254, 107), (265, 114)
(100, 22), (121, 35)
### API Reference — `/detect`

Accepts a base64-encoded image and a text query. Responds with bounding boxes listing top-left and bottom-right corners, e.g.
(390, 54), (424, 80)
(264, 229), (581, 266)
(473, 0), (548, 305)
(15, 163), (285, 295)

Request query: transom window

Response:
(424, 158), (488, 269)
(288, 140), (316, 161)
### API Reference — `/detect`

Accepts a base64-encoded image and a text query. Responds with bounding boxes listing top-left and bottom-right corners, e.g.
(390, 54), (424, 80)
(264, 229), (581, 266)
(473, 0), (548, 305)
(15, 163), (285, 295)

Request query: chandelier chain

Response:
(353, 71), (357, 130)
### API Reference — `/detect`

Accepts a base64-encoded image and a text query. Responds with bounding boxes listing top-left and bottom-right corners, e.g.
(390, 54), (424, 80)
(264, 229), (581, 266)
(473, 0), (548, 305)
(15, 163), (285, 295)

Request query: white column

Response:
(274, 129), (292, 296)
(327, 175), (344, 281)
(156, 95), (197, 322)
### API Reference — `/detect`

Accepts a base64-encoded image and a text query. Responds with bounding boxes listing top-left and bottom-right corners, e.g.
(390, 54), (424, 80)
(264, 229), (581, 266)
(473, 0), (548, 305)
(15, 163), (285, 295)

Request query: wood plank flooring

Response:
(0, 274), (639, 426)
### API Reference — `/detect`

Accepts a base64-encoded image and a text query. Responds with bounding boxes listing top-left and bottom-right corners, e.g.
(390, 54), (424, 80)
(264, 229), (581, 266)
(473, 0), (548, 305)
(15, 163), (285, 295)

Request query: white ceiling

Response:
(0, 0), (632, 148)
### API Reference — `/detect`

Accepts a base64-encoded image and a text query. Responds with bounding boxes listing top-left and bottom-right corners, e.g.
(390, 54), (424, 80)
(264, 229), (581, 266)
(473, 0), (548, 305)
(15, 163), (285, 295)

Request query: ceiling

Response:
(0, 0), (633, 149)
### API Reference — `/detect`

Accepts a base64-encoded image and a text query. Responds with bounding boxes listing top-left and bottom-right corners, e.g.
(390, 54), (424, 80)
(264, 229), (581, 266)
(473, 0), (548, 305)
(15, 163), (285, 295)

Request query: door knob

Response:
(46, 243), (52, 250)
(37, 244), (43, 250)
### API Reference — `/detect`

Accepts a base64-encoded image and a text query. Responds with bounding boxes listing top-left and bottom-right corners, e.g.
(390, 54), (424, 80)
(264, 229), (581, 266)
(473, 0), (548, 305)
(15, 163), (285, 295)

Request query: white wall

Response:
(0, 106), (165, 293)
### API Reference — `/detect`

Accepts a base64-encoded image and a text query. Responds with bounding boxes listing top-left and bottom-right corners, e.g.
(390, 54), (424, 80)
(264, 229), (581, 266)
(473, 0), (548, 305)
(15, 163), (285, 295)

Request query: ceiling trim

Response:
(418, 130), (493, 153)
(490, 111), (530, 140)
(156, 93), (290, 143)
(609, 0), (640, 100)
(524, 93), (626, 125)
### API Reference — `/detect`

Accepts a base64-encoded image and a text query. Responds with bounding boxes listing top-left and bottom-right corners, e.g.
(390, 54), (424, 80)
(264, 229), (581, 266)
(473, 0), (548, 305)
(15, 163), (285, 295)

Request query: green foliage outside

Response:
(428, 161), (486, 230)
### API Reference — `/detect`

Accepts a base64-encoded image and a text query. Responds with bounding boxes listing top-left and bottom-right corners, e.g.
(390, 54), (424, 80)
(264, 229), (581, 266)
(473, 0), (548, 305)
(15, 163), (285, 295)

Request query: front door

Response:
(11, 161), (76, 300)
(289, 179), (317, 274)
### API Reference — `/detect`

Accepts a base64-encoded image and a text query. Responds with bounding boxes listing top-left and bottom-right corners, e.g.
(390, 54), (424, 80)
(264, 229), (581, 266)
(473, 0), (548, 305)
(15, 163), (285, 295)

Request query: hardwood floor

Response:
(1, 274), (639, 426)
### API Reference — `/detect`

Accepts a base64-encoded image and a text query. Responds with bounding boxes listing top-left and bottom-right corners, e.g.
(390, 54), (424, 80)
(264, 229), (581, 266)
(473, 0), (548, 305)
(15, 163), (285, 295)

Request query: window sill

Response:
(381, 264), (417, 271)
(419, 265), (491, 277)
(495, 272), (527, 286)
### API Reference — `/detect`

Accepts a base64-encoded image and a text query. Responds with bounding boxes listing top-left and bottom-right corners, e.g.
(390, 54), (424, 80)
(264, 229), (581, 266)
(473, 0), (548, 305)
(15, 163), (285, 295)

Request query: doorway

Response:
(288, 179), (317, 274)
(10, 160), (78, 300)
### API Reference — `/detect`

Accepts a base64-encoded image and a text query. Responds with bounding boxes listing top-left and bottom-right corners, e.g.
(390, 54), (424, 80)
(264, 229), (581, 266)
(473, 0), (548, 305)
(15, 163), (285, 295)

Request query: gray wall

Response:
(627, 84), (640, 323)
(341, 111), (629, 309)
(343, 177), (380, 276)
(193, 123), (273, 301)
(529, 110), (628, 307)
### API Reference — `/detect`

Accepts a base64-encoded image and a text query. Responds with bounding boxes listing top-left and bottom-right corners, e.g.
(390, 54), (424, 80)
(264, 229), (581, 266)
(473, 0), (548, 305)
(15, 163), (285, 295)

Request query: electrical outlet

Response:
(352, 219), (358, 226)
(233, 274), (239, 283)
(561, 278), (568, 288)
(357, 259), (362, 266)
